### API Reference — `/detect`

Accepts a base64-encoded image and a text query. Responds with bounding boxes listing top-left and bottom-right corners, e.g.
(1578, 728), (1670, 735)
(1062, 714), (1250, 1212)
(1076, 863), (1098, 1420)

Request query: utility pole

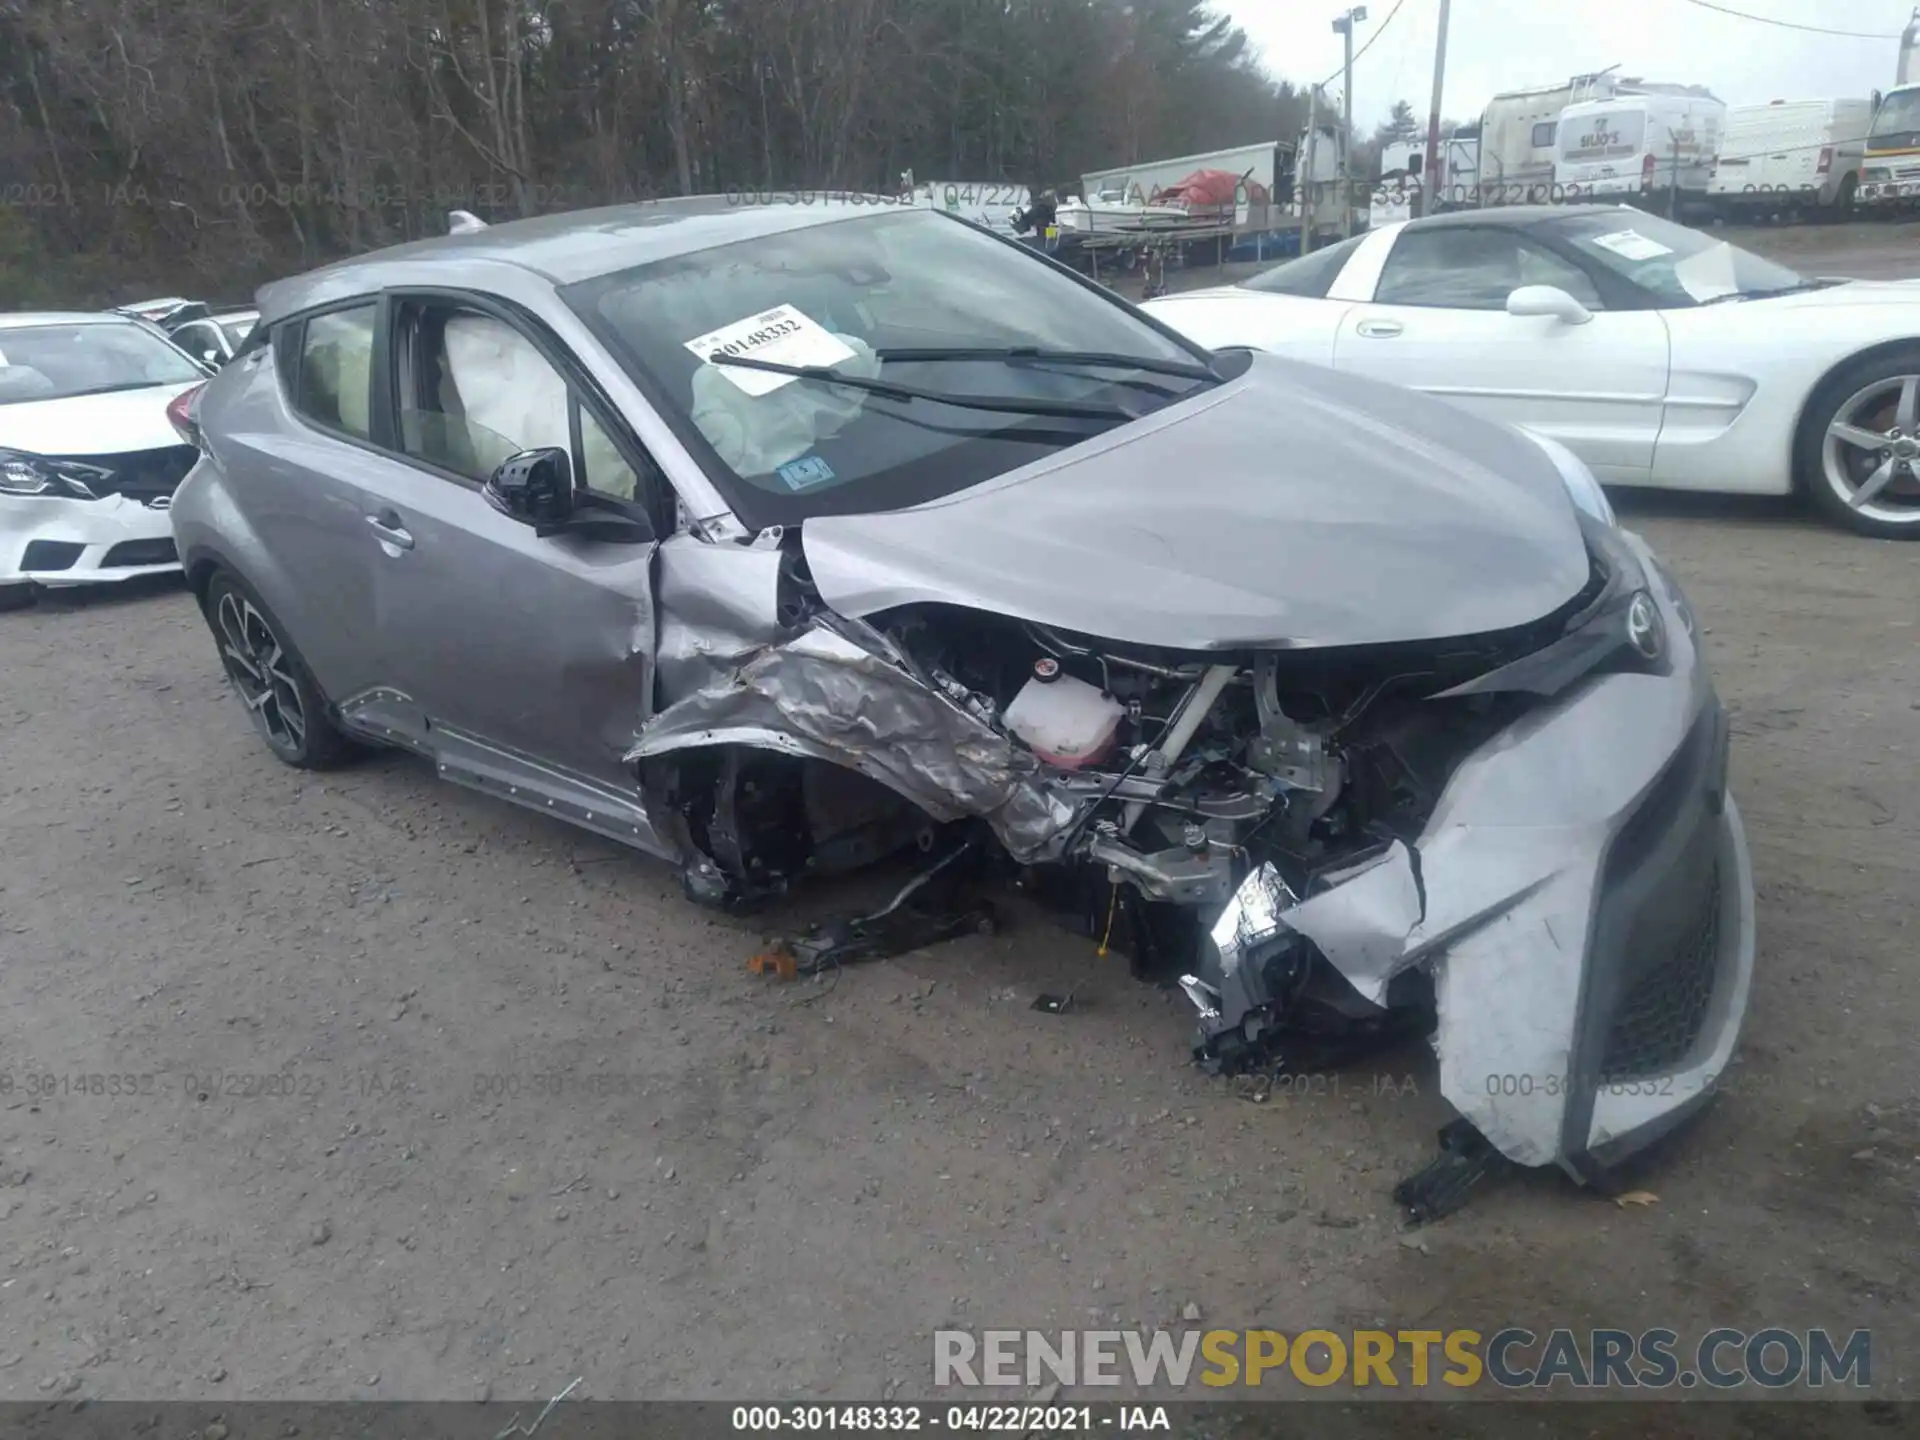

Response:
(1300, 84), (1318, 256)
(1419, 0), (1451, 218)
(1333, 7), (1368, 236)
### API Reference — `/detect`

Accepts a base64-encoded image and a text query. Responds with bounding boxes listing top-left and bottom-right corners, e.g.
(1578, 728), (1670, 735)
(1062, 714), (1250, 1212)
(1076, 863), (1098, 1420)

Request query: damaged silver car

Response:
(170, 197), (1754, 1209)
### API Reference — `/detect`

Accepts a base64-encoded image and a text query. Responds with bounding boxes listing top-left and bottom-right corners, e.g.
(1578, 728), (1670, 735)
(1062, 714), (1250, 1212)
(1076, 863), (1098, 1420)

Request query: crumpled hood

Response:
(801, 353), (1589, 651)
(0, 382), (201, 458)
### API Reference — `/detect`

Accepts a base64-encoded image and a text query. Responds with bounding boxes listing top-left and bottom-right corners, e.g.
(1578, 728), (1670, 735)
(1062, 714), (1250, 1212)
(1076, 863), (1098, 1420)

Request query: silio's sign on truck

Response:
(1553, 92), (1725, 214)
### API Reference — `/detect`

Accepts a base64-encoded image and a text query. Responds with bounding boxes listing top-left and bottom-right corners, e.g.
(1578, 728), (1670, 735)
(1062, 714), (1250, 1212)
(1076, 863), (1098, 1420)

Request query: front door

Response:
(346, 297), (669, 823)
(1332, 224), (1671, 482)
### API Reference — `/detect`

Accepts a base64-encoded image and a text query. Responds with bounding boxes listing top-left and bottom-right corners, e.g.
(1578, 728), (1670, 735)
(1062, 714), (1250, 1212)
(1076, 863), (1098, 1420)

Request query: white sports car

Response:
(1142, 205), (1920, 539)
(1, 311), (210, 609)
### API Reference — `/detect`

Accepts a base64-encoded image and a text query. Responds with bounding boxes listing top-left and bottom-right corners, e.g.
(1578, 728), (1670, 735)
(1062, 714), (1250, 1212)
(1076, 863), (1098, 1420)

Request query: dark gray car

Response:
(170, 197), (1753, 1205)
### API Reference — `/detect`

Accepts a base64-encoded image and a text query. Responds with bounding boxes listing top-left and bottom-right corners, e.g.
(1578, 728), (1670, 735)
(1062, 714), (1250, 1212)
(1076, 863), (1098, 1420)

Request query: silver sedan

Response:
(170, 197), (1754, 1207)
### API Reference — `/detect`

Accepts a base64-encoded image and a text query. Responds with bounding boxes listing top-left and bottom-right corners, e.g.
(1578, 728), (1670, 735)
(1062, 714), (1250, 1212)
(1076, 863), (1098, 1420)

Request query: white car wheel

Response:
(1812, 370), (1920, 537)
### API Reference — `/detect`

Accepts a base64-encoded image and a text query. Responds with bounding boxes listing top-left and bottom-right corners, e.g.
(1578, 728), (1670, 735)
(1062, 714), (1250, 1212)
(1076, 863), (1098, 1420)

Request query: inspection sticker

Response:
(775, 454), (838, 490)
(1588, 229), (1673, 262)
(684, 304), (857, 397)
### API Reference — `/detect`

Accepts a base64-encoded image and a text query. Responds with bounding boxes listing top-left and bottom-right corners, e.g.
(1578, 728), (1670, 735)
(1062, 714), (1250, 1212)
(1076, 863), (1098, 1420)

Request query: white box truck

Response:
(1708, 98), (1873, 218)
(1553, 91), (1726, 216)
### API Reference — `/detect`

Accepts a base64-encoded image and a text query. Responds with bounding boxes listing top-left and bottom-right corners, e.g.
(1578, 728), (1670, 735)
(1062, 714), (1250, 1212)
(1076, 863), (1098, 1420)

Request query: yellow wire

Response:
(1096, 882), (1118, 958)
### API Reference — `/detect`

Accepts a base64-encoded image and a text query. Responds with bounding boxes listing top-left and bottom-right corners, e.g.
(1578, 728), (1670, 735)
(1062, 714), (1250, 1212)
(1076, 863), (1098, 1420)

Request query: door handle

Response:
(365, 511), (414, 551)
(1355, 319), (1404, 339)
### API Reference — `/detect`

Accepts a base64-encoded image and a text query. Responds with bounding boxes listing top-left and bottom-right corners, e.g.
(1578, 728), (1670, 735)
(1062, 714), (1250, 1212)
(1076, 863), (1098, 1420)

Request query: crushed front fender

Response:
(627, 619), (1078, 861)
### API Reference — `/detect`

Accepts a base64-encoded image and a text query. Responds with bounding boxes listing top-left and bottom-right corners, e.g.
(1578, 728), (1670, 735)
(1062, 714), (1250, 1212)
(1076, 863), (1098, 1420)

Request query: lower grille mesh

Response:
(1601, 859), (1722, 1081)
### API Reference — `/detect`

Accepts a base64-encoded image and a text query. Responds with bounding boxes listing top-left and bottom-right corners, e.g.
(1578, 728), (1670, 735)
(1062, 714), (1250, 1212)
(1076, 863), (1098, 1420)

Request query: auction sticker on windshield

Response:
(1588, 230), (1673, 262)
(685, 304), (857, 397)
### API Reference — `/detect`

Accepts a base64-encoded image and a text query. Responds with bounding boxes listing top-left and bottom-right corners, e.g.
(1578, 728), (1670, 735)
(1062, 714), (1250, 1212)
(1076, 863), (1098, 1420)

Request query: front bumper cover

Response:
(1194, 531), (1754, 1177)
(0, 493), (181, 587)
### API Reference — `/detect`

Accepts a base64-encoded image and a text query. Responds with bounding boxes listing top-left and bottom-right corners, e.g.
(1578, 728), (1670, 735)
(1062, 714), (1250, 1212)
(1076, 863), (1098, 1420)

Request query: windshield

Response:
(1241, 233), (1367, 298)
(561, 208), (1210, 525)
(1544, 211), (1803, 305)
(1870, 88), (1920, 147)
(0, 320), (204, 405)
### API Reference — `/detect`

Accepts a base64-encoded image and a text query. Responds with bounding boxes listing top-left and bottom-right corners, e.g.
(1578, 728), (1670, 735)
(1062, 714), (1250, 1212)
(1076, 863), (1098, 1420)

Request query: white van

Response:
(1708, 98), (1873, 216)
(1554, 93), (1726, 213)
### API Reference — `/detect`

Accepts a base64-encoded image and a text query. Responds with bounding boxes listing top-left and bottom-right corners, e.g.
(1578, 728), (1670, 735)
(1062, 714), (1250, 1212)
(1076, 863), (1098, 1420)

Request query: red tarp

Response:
(1151, 168), (1268, 211)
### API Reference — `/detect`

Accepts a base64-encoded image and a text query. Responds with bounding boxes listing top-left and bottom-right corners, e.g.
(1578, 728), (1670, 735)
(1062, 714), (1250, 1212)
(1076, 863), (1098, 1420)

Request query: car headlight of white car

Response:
(0, 449), (112, 499)
(1520, 428), (1617, 528)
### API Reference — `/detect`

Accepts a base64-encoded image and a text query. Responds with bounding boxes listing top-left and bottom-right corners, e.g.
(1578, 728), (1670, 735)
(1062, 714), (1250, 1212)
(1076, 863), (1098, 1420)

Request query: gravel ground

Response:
(2, 225), (1919, 1417)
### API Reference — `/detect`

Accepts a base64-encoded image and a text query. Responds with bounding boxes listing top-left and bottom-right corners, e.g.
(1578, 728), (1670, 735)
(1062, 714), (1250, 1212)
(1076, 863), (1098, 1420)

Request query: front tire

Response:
(0, 582), (38, 613)
(203, 568), (353, 767)
(1797, 349), (1920, 539)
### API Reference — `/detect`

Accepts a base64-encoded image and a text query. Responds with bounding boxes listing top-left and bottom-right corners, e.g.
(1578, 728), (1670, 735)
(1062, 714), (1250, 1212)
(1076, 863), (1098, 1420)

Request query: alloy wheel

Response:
(1823, 374), (1920, 526)
(215, 590), (308, 752)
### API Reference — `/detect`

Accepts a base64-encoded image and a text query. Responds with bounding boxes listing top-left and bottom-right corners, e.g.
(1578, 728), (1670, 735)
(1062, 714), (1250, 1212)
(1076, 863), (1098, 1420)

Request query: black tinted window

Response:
(292, 305), (376, 438)
(1375, 227), (1601, 310)
(1241, 233), (1367, 298)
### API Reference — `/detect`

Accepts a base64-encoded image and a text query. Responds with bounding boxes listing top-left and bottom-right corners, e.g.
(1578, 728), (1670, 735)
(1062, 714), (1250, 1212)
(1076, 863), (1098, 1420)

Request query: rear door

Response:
(346, 293), (673, 797)
(1331, 223), (1671, 480)
(209, 303), (386, 704)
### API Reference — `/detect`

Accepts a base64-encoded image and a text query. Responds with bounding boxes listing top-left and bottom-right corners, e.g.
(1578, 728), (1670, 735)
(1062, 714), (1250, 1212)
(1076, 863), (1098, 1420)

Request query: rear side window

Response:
(1241, 233), (1367, 298)
(291, 305), (377, 439)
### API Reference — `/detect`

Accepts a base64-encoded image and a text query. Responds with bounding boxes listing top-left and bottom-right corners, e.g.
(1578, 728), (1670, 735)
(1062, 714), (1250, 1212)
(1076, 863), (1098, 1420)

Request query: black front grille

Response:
(101, 538), (178, 568)
(1601, 858), (1722, 1080)
(60, 444), (197, 501)
(21, 539), (83, 572)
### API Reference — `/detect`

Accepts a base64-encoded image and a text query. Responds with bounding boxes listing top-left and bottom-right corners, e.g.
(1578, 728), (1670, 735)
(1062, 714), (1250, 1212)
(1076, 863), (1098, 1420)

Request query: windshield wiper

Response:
(872, 346), (1221, 382)
(1698, 278), (1834, 306)
(51, 380), (184, 399)
(704, 353), (1135, 420)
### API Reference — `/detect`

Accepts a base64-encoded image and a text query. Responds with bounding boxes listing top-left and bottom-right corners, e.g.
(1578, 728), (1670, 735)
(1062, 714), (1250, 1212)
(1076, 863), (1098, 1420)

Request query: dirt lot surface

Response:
(3, 225), (1920, 1421)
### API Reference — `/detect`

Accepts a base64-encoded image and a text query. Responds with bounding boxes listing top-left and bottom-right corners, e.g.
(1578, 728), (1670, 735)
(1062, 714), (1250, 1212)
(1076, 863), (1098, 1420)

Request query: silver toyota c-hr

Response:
(170, 197), (1755, 1206)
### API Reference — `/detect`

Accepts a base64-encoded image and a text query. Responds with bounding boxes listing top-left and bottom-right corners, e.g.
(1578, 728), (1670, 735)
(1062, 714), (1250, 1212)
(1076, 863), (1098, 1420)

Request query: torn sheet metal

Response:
(652, 533), (791, 697)
(1273, 841), (1425, 1008)
(628, 621), (1079, 860)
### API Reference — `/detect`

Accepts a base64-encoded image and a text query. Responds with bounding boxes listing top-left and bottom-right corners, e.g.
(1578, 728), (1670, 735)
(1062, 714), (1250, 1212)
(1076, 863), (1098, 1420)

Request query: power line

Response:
(1674, 0), (1903, 40)
(1314, 0), (1412, 92)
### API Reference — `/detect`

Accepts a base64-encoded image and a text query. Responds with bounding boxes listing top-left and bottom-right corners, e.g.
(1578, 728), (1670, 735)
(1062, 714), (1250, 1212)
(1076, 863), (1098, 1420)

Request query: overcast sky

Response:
(1221, 0), (1915, 130)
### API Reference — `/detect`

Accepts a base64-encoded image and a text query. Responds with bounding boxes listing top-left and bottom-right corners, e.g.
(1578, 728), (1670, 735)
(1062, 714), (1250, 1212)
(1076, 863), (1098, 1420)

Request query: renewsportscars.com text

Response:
(933, 1327), (1871, 1391)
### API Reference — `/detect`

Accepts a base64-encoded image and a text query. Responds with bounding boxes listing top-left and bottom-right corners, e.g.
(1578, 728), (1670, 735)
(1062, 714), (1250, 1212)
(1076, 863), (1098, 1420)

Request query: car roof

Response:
(1405, 204), (1639, 231)
(256, 196), (901, 324)
(0, 310), (145, 331)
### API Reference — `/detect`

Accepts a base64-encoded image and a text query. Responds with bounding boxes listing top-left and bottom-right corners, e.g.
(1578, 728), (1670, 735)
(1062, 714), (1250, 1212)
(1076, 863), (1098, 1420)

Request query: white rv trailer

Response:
(1475, 71), (1714, 204)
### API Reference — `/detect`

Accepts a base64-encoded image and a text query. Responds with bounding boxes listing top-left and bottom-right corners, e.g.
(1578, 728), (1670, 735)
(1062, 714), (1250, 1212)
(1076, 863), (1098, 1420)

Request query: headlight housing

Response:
(1519, 428), (1616, 527)
(1437, 515), (1670, 699)
(0, 449), (112, 499)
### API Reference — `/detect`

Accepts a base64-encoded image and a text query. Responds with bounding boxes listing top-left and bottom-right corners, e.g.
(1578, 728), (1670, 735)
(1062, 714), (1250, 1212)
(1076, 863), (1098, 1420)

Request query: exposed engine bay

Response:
(633, 520), (1661, 1076)
(627, 510), (1752, 1213)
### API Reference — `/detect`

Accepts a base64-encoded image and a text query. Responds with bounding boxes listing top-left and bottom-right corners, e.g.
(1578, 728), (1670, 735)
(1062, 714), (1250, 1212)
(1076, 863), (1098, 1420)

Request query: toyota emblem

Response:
(1626, 592), (1663, 660)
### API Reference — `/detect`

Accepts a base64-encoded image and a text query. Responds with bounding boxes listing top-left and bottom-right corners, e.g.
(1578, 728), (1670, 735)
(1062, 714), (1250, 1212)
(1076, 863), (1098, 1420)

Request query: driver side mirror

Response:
(1506, 285), (1593, 326)
(484, 446), (574, 527)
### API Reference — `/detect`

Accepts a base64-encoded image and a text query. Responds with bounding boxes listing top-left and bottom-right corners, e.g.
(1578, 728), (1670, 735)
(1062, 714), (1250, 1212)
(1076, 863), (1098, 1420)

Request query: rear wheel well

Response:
(185, 555), (224, 611)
